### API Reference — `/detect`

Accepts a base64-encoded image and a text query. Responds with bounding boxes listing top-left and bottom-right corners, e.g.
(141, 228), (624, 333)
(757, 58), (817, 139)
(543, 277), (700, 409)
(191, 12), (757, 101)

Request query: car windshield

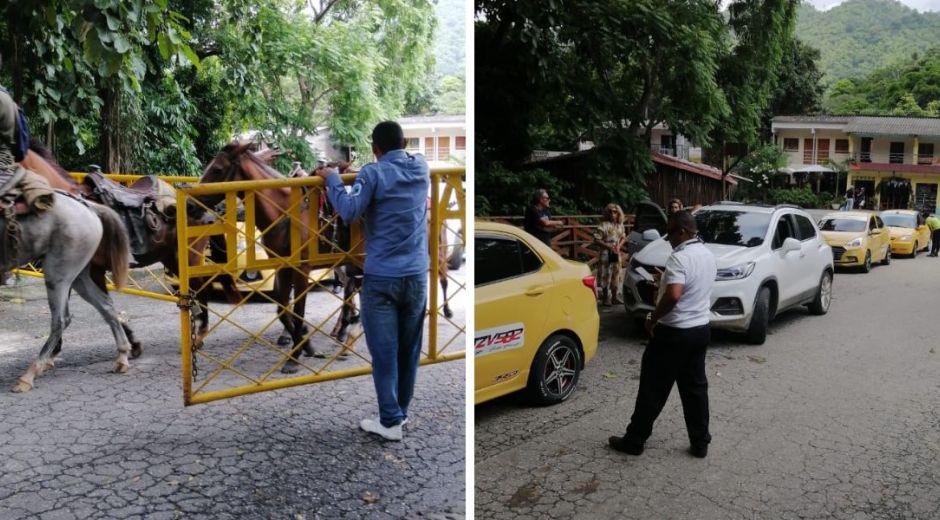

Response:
(695, 210), (771, 247)
(881, 214), (916, 229)
(819, 218), (866, 232)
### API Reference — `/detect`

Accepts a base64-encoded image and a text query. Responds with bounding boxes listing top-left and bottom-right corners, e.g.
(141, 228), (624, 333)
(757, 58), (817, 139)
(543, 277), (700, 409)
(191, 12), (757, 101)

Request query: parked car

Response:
(475, 221), (598, 405)
(623, 203), (834, 344)
(818, 211), (891, 272)
(625, 200), (668, 255)
(880, 209), (931, 257)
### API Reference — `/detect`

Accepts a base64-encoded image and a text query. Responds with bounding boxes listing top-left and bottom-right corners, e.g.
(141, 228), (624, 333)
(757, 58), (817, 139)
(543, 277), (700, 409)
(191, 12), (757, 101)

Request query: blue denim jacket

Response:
(325, 149), (430, 277)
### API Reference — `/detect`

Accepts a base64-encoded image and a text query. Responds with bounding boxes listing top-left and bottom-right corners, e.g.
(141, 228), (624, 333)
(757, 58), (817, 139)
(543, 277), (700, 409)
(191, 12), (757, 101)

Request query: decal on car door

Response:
(475, 323), (525, 357)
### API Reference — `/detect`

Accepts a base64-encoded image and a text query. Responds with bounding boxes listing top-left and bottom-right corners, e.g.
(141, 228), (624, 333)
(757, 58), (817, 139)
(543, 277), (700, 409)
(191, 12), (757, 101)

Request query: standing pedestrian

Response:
(316, 121), (428, 441)
(667, 198), (683, 215)
(608, 210), (717, 458)
(927, 212), (940, 257)
(594, 203), (626, 306)
(842, 188), (854, 211)
(524, 188), (563, 247)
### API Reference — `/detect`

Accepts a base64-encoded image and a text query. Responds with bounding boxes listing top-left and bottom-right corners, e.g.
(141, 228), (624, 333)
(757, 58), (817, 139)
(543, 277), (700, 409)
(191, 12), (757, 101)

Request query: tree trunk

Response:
(98, 87), (122, 173)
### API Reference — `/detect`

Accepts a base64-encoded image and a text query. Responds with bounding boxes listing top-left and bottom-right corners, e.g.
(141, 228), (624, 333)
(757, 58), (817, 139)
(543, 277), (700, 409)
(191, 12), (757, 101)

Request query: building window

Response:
(425, 137), (434, 158)
(889, 142), (904, 164)
(455, 136), (466, 150)
(438, 136), (451, 161)
(803, 138), (830, 164)
(835, 139), (849, 154)
(783, 138), (799, 152)
(918, 143), (935, 164)
(405, 138), (419, 152)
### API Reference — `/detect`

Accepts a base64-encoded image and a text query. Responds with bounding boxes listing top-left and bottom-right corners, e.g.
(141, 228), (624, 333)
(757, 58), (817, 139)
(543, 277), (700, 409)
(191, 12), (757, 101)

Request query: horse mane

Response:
(28, 140), (76, 185)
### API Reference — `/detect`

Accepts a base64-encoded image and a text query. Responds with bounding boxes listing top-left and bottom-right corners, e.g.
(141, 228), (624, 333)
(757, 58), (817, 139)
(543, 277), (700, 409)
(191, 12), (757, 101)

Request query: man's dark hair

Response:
(371, 121), (404, 154)
(669, 210), (697, 234)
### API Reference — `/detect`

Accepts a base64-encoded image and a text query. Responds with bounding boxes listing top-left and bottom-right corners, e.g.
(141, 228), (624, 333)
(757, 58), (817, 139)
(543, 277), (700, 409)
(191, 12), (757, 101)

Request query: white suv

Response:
(622, 203), (834, 344)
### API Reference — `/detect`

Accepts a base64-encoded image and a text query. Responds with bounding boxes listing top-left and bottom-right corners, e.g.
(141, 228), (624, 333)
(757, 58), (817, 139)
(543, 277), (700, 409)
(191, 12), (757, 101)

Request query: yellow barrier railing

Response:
(176, 168), (466, 405)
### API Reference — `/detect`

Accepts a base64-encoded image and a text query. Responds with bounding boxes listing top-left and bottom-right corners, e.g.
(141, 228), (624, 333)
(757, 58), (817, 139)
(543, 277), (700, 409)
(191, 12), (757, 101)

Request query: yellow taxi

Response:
(818, 211), (891, 272)
(475, 221), (599, 405)
(880, 210), (931, 257)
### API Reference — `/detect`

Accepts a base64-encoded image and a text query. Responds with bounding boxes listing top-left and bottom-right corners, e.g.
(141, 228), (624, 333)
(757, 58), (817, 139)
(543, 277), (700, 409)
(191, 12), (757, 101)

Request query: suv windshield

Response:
(819, 218), (866, 232)
(880, 214), (916, 229)
(695, 209), (771, 247)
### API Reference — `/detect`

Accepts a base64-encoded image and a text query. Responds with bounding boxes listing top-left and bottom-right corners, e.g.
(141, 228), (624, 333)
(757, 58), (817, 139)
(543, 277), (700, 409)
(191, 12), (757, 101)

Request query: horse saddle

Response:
(81, 172), (169, 258)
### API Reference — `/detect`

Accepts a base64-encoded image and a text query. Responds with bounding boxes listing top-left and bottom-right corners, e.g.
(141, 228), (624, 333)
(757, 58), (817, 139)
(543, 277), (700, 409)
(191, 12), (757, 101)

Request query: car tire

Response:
(808, 270), (832, 315)
(882, 247), (891, 265)
(527, 334), (582, 406)
(744, 287), (770, 345)
(912, 242), (919, 258)
(861, 250), (872, 273)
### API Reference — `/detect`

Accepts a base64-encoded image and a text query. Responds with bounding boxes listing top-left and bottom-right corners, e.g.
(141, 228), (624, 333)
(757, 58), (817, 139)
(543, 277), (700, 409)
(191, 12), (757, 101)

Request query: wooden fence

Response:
(483, 214), (636, 267)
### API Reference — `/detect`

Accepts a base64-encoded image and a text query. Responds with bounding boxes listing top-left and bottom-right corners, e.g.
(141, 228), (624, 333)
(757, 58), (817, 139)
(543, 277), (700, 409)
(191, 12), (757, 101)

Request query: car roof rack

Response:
(775, 204), (801, 209)
(711, 200), (744, 205)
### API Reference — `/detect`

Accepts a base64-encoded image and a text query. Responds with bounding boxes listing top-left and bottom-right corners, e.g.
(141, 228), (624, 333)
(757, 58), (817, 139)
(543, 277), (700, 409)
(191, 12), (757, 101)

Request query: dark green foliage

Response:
(825, 47), (940, 115)
(475, 162), (575, 217)
(767, 186), (822, 207)
(796, 0), (940, 85)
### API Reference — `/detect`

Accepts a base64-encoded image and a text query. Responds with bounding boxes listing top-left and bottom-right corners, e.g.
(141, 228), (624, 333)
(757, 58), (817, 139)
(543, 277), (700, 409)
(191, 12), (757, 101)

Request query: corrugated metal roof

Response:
(844, 116), (940, 136)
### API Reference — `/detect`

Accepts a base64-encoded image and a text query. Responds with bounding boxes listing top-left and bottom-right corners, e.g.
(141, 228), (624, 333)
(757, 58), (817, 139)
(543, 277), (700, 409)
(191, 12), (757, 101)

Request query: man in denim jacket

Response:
(317, 121), (429, 441)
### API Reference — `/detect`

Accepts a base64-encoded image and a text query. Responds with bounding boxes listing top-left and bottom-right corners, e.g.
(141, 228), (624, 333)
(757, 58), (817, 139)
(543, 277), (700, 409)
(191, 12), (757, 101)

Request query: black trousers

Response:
(625, 323), (711, 447)
(931, 229), (940, 255)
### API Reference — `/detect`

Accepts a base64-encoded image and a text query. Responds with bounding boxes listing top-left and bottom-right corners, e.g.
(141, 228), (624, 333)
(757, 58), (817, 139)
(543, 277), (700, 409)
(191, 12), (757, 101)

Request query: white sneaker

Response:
(360, 417), (402, 441)
(402, 417), (409, 426)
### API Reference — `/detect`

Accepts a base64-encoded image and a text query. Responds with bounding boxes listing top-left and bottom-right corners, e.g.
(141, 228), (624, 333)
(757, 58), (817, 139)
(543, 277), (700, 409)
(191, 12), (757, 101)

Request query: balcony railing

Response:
(852, 152), (939, 167)
(889, 152), (905, 164)
(918, 153), (936, 165)
(652, 144), (689, 160)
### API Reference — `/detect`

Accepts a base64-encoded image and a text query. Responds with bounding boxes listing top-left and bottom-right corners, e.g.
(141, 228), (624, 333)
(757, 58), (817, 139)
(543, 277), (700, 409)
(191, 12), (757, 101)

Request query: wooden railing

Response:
(482, 214), (636, 266)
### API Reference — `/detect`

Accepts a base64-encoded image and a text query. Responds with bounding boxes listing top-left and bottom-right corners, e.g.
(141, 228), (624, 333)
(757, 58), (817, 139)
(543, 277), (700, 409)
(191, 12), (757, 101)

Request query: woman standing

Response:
(594, 203), (626, 306)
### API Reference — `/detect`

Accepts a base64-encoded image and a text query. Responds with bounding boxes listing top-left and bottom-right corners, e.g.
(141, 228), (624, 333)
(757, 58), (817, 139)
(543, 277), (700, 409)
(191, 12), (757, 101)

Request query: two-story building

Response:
(399, 115), (466, 168)
(771, 115), (940, 212)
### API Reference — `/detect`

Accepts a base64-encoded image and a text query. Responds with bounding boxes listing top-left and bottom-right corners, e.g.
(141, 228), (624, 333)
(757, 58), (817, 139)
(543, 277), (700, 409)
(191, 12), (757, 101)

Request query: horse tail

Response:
(88, 201), (130, 289)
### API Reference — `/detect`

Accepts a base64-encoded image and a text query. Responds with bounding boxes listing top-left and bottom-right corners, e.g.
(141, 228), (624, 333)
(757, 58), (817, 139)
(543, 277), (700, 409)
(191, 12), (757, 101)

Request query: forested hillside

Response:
(795, 0), (940, 83)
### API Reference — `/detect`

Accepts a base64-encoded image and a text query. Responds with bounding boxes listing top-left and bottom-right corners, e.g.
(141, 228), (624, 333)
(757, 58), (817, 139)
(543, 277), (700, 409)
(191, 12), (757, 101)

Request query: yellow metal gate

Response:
(175, 168), (466, 405)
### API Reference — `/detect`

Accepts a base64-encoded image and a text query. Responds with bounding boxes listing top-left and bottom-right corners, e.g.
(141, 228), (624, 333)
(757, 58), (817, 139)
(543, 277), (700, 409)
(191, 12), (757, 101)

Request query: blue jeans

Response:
(360, 273), (428, 427)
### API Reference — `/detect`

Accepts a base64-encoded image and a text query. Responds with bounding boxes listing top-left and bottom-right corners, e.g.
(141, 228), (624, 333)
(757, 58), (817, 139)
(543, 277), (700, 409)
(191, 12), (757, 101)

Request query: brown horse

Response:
(198, 141), (335, 373)
(19, 142), (223, 351)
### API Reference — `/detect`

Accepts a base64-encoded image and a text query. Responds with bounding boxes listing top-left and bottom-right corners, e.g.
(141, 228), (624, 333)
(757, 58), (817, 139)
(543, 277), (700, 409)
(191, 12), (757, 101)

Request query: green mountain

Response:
(795, 0), (940, 84)
(434, 0), (465, 78)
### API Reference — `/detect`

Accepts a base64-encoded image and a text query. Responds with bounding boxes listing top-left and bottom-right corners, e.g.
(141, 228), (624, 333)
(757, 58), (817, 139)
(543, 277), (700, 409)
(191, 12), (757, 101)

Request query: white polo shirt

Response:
(656, 238), (716, 328)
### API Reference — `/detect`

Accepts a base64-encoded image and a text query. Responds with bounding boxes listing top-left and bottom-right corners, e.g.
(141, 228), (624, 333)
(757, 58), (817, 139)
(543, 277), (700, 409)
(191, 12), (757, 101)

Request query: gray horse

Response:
(2, 192), (135, 392)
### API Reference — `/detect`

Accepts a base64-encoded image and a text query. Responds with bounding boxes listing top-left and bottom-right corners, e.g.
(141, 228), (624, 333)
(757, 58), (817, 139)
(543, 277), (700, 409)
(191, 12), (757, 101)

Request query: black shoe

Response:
(608, 435), (644, 455)
(689, 444), (708, 458)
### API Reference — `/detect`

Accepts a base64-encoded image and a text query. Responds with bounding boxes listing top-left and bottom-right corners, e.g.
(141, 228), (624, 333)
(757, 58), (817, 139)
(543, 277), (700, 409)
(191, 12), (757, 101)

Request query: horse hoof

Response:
(276, 335), (292, 347)
(113, 362), (129, 374)
(313, 351), (327, 359)
(281, 362), (300, 374)
(11, 379), (32, 393)
(444, 307), (453, 319)
(130, 343), (143, 359)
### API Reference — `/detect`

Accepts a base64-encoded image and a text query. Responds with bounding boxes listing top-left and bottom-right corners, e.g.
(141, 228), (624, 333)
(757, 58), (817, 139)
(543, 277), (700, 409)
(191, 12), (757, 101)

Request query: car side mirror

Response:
(782, 237), (801, 253)
(642, 229), (661, 241)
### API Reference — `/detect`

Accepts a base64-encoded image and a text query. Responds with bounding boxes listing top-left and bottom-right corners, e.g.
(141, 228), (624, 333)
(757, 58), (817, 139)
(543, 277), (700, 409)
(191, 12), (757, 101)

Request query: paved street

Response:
(0, 270), (465, 519)
(476, 254), (940, 519)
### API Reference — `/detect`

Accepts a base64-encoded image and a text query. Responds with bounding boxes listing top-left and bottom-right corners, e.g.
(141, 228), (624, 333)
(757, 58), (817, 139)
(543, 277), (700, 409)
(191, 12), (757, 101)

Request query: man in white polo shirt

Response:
(609, 210), (717, 458)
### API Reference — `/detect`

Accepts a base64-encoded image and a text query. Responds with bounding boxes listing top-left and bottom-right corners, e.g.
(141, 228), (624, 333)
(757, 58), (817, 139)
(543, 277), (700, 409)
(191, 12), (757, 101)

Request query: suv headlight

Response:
(899, 235), (912, 241)
(715, 261), (755, 281)
(845, 237), (863, 248)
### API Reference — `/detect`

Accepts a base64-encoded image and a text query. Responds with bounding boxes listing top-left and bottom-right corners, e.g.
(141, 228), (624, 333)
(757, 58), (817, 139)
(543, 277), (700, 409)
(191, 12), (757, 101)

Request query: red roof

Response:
(651, 152), (737, 184)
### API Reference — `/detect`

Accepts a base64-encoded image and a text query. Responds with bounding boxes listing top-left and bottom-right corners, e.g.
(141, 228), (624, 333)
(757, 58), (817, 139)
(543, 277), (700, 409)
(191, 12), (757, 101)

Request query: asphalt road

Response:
(475, 252), (940, 519)
(0, 266), (466, 519)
